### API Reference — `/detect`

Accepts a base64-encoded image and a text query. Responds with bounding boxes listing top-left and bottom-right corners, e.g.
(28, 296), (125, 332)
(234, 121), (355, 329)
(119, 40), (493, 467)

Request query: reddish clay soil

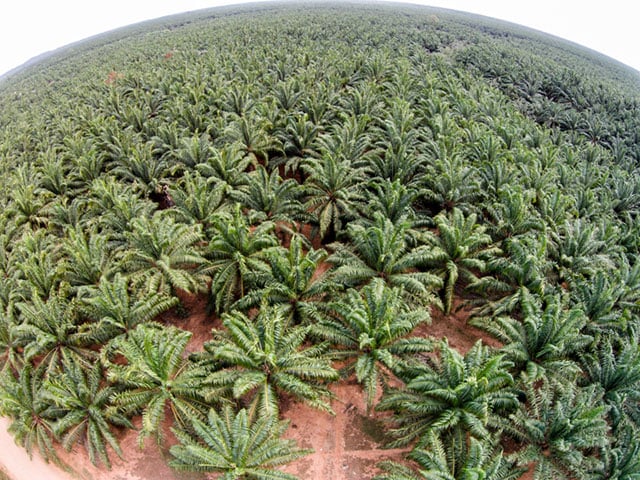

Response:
(0, 293), (525, 480)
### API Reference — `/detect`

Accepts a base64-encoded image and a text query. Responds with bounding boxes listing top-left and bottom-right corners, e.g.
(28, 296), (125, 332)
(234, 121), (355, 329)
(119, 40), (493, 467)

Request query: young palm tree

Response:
(123, 212), (209, 295)
(63, 225), (117, 291)
(471, 292), (592, 383)
(203, 305), (338, 417)
(314, 279), (432, 409)
(579, 337), (640, 430)
(423, 208), (501, 315)
(499, 380), (608, 480)
(471, 235), (549, 317)
(80, 272), (178, 345)
(484, 186), (545, 241)
(195, 144), (251, 195)
(375, 433), (524, 480)
(231, 165), (307, 225)
(107, 324), (210, 446)
(14, 289), (95, 374)
(302, 152), (365, 242)
(328, 213), (442, 305)
(377, 341), (518, 449)
(0, 366), (61, 466)
(204, 207), (278, 315)
(170, 404), (311, 479)
(171, 171), (231, 232)
(41, 357), (132, 468)
(234, 236), (333, 325)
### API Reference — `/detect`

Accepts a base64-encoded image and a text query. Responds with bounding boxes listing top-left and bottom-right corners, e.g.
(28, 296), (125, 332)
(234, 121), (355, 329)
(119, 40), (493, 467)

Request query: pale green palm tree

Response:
(377, 341), (518, 449)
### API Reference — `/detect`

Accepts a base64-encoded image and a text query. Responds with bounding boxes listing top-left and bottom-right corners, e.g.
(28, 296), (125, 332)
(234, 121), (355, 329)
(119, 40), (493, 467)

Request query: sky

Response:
(0, 0), (638, 78)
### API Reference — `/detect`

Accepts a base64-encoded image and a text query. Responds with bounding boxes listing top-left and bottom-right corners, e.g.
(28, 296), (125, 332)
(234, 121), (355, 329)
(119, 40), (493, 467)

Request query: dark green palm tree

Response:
(360, 179), (420, 227)
(234, 236), (333, 325)
(171, 171), (231, 232)
(170, 404), (311, 479)
(580, 337), (640, 430)
(423, 208), (501, 314)
(471, 292), (592, 383)
(328, 213), (442, 305)
(203, 305), (338, 417)
(484, 186), (545, 241)
(375, 433), (524, 480)
(107, 324), (210, 446)
(204, 207), (278, 315)
(41, 357), (132, 468)
(498, 380), (608, 480)
(419, 140), (481, 213)
(195, 144), (251, 195)
(377, 340), (518, 449)
(123, 212), (209, 295)
(314, 279), (432, 409)
(471, 235), (549, 317)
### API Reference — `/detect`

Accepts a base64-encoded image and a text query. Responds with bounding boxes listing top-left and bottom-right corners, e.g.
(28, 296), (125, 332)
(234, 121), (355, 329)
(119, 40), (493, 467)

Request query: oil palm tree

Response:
(328, 213), (442, 305)
(375, 433), (523, 480)
(203, 305), (338, 417)
(63, 225), (117, 291)
(377, 341), (518, 449)
(423, 208), (501, 315)
(580, 337), (640, 430)
(123, 211), (209, 295)
(471, 235), (549, 317)
(14, 288), (95, 374)
(314, 279), (433, 409)
(231, 165), (307, 226)
(204, 206), (278, 315)
(107, 324), (210, 446)
(302, 152), (366, 242)
(498, 380), (608, 480)
(0, 365), (62, 466)
(195, 144), (251, 195)
(170, 404), (311, 479)
(471, 292), (591, 383)
(234, 236), (333, 325)
(41, 356), (132, 468)
(80, 272), (178, 345)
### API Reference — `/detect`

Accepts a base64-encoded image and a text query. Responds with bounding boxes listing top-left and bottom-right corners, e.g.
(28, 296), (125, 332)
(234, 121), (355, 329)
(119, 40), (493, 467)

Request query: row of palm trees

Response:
(0, 3), (638, 479)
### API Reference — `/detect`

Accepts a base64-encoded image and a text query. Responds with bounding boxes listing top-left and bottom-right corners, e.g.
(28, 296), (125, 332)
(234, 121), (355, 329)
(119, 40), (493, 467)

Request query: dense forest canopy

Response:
(0, 2), (639, 479)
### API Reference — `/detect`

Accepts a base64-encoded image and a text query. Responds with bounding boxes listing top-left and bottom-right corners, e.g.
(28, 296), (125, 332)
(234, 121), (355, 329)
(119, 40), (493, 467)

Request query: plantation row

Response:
(0, 3), (639, 479)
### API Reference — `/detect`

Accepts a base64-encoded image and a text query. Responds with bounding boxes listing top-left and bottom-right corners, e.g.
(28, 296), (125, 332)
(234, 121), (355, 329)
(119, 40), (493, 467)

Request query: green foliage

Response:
(0, 2), (638, 476)
(376, 433), (524, 480)
(42, 357), (131, 468)
(203, 305), (338, 417)
(423, 209), (501, 314)
(315, 279), (432, 409)
(378, 341), (518, 449)
(170, 405), (311, 479)
(498, 380), (609, 480)
(107, 324), (209, 446)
